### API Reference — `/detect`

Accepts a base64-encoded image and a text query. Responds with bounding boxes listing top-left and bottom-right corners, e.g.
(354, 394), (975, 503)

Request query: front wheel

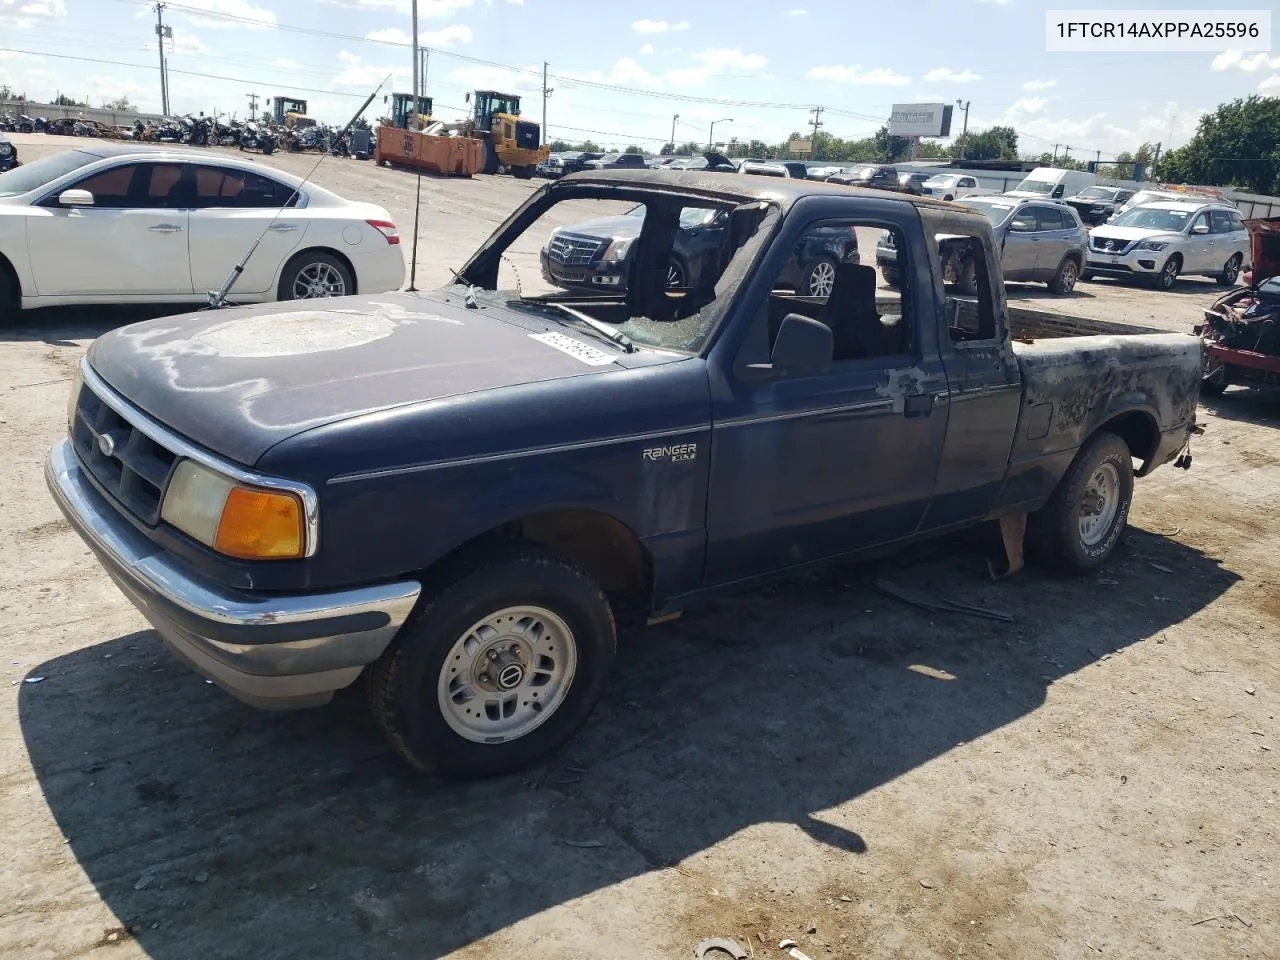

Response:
(1218, 253), (1242, 287)
(366, 545), (617, 778)
(278, 251), (353, 301)
(1155, 254), (1181, 290)
(1047, 256), (1079, 295)
(1029, 430), (1134, 572)
(802, 256), (838, 298)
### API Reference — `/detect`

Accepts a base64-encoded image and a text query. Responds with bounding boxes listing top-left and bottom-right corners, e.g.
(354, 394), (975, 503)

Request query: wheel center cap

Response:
(497, 663), (525, 689)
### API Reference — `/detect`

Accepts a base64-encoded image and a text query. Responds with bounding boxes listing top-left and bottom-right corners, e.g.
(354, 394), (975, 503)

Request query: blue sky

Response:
(1, 0), (1277, 159)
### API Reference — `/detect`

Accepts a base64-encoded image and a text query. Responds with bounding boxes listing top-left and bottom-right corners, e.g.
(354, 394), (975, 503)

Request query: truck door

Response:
(921, 214), (1022, 529)
(704, 204), (949, 586)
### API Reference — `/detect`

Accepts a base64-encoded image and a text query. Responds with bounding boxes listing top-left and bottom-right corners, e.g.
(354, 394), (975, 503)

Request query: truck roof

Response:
(562, 168), (968, 215)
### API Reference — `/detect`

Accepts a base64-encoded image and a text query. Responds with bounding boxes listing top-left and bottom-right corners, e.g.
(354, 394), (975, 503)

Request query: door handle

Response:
(933, 390), (951, 405)
(149, 223), (183, 233)
(903, 394), (933, 417)
(267, 223), (299, 232)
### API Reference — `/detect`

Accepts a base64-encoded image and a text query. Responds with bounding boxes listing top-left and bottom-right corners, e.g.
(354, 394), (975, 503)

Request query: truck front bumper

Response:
(46, 438), (421, 710)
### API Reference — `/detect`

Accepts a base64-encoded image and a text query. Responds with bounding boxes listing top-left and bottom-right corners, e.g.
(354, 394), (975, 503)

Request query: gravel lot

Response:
(1, 134), (1276, 960)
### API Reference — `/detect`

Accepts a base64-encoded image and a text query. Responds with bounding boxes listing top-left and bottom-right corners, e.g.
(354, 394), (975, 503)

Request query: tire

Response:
(277, 251), (354, 301)
(262, 139), (275, 156)
(512, 164), (534, 179)
(882, 268), (900, 289)
(802, 256), (838, 298)
(665, 257), (687, 289)
(366, 544), (617, 778)
(0, 269), (14, 324)
(1154, 254), (1181, 290)
(1047, 256), (1080, 295)
(1029, 430), (1134, 572)
(943, 194), (954, 202)
(1217, 253), (1242, 287)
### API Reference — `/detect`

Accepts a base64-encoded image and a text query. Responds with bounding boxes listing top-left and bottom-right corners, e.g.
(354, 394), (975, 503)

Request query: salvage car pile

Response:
(1197, 216), (1280, 394)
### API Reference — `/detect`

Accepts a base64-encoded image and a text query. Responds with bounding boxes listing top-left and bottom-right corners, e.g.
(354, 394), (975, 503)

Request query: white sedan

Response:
(0, 146), (405, 320)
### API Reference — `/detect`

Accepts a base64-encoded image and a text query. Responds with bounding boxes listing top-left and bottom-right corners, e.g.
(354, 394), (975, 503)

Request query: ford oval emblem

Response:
(97, 433), (116, 458)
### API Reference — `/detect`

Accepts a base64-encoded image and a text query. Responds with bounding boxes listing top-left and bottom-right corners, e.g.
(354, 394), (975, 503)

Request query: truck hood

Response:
(86, 291), (633, 466)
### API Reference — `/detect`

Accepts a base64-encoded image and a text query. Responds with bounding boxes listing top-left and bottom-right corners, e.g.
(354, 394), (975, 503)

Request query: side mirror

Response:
(58, 189), (94, 207)
(748, 314), (833, 377)
(1191, 223), (1209, 235)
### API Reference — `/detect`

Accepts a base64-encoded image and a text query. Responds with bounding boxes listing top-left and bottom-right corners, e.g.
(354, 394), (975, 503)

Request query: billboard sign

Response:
(788, 138), (812, 154)
(888, 103), (953, 138)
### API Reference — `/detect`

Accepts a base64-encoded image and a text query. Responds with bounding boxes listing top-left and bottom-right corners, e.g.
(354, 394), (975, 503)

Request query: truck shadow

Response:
(1200, 389), (1280, 426)
(0, 305), (203, 347)
(19, 527), (1236, 958)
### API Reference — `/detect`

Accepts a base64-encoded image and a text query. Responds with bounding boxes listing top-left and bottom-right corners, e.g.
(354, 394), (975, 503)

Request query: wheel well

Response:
(1099, 410), (1158, 469)
(281, 246), (358, 295)
(446, 510), (650, 600)
(0, 252), (20, 307)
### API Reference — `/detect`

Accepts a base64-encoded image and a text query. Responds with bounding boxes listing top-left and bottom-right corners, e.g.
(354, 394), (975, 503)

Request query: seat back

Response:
(819, 263), (884, 360)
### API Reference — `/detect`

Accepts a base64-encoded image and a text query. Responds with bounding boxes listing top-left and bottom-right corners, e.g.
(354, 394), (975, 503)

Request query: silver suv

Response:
(1086, 201), (1249, 289)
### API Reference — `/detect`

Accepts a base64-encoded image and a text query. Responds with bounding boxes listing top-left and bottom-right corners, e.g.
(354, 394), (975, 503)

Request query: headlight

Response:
(65, 367), (83, 431)
(161, 460), (306, 560)
(1135, 240), (1168, 251)
(602, 237), (634, 261)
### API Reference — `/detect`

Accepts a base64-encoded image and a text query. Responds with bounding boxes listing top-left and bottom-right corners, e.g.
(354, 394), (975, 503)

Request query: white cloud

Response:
(319, 0), (474, 15)
(977, 0), (1013, 4)
(332, 48), (410, 89)
(1211, 50), (1280, 72)
(665, 47), (767, 87)
(18, 0), (66, 14)
(1260, 74), (1280, 92)
(924, 67), (982, 83)
(364, 23), (470, 46)
(173, 0), (277, 29)
(1022, 79), (1057, 91)
(0, 0), (64, 27)
(806, 64), (910, 85)
(272, 57), (302, 69)
(786, 8), (807, 15)
(638, 43), (654, 55)
(632, 18), (688, 34)
(170, 32), (208, 54)
(608, 57), (655, 86)
(1009, 97), (1047, 115)
(989, 100), (1204, 159)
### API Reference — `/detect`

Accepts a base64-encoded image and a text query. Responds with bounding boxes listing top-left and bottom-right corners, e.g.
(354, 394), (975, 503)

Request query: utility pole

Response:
(955, 99), (970, 158)
(670, 113), (679, 151)
(409, 0), (419, 130)
(1095, 149), (1102, 167)
(246, 92), (259, 119)
(420, 49), (429, 103)
(154, 2), (171, 116)
(809, 105), (824, 149)
(1151, 141), (1162, 178)
(541, 62), (553, 139)
(1051, 143), (1060, 162)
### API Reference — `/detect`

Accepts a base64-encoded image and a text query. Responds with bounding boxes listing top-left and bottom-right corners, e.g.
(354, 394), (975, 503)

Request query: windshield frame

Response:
(0, 148), (103, 199)
(1013, 179), (1056, 195)
(456, 183), (780, 357)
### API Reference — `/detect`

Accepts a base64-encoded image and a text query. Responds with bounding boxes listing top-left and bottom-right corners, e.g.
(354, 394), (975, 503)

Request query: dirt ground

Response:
(0, 134), (1276, 960)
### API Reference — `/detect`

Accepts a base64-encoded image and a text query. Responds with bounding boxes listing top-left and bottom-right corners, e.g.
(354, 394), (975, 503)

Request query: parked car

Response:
(1005, 167), (1096, 200)
(1063, 185), (1134, 226)
(0, 133), (18, 172)
(535, 153), (565, 178)
(877, 196), (1088, 294)
(47, 170), (1202, 778)
(739, 161), (790, 178)
(919, 173), (987, 201)
(897, 171), (931, 195)
(541, 201), (858, 297)
(0, 146), (404, 319)
(1108, 186), (1231, 222)
(583, 153), (647, 171)
(668, 157), (709, 171)
(780, 161), (810, 179)
(1085, 201), (1249, 290)
(555, 151), (603, 175)
(826, 164), (898, 189)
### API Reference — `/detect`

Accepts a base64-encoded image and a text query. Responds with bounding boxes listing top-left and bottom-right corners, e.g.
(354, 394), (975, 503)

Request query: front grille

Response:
(547, 233), (606, 266)
(71, 382), (178, 524)
(1090, 236), (1133, 254)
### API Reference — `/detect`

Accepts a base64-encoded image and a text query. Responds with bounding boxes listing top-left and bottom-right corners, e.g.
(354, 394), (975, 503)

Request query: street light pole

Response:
(709, 117), (733, 150)
(955, 98), (970, 159)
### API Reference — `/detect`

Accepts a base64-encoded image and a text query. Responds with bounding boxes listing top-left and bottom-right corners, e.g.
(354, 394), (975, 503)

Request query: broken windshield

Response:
(463, 192), (776, 355)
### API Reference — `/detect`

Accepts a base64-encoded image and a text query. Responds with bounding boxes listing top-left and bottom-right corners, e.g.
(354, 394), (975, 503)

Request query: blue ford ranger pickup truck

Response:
(47, 171), (1204, 778)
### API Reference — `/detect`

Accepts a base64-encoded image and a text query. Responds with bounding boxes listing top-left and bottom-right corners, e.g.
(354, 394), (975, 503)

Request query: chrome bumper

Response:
(46, 438), (421, 709)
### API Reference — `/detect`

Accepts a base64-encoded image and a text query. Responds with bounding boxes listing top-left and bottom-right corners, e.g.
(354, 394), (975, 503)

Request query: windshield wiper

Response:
(540, 302), (638, 353)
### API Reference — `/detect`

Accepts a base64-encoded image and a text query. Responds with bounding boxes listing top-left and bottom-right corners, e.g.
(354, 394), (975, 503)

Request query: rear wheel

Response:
(1048, 256), (1080, 294)
(512, 164), (535, 179)
(665, 257), (687, 289)
(1029, 430), (1134, 572)
(366, 545), (617, 778)
(1218, 253), (1242, 287)
(1155, 254), (1181, 290)
(278, 251), (353, 301)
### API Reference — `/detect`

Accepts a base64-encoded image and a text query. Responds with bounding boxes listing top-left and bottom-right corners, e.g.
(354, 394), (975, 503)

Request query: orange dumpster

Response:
(374, 125), (483, 177)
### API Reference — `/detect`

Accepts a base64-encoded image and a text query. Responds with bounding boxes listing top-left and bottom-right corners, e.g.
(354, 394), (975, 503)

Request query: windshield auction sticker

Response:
(1046, 10), (1271, 51)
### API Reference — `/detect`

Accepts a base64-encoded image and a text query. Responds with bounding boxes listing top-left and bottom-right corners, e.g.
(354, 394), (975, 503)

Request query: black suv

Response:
(584, 153), (647, 171)
(826, 164), (899, 190)
(541, 203), (859, 298)
(1063, 185), (1135, 226)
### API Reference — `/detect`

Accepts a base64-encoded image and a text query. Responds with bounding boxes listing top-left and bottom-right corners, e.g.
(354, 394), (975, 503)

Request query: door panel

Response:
(25, 162), (192, 298)
(1183, 212), (1213, 272)
(1001, 209), (1040, 278)
(186, 165), (307, 296)
(1033, 206), (1071, 277)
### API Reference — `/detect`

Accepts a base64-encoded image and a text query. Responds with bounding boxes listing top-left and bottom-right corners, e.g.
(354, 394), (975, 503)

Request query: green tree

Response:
(675, 140), (702, 156)
(105, 95), (134, 112)
(954, 125), (1019, 161)
(54, 93), (87, 107)
(0, 84), (27, 102)
(659, 141), (675, 154)
(1155, 96), (1280, 193)
(623, 144), (643, 154)
(549, 139), (572, 152)
(872, 124), (911, 162)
